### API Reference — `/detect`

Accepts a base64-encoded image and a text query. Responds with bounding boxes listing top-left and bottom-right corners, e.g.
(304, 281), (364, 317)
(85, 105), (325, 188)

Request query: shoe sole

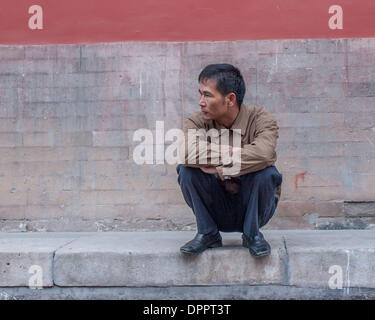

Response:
(249, 248), (271, 258)
(180, 240), (223, 254)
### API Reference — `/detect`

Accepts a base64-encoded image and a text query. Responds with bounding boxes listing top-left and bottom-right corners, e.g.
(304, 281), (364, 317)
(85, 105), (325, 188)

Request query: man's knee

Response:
(177, 164), (201, 186)
(253, 166), (282, 187)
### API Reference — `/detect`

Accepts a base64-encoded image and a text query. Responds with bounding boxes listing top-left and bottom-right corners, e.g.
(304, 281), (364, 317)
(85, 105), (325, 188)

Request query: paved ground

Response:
(0, 230), (374, 299)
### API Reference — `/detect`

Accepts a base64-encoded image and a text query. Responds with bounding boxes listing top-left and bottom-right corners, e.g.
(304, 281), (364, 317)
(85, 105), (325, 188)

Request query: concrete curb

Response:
(0, 230), (374, 298)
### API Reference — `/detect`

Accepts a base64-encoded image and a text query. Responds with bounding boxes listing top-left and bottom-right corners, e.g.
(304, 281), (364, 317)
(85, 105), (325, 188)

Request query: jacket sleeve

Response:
(179, 117), (232, 168)
(216, 107), (279, 179)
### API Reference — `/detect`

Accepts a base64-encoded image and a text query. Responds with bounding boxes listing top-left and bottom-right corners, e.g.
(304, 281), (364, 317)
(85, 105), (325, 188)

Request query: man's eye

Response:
(199, 92), (210, 98)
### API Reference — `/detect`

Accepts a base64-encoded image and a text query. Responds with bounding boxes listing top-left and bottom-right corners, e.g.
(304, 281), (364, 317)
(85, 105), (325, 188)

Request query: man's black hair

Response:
(198, 64), (246, 107)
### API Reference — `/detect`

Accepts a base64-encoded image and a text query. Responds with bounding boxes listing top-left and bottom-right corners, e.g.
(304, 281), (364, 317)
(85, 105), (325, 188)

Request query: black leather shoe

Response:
(180, 232), (222, 254)
(242, 232), (271, 258)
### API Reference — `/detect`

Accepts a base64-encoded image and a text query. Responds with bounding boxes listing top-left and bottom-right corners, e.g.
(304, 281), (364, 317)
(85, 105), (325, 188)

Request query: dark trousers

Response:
(176, 164), (283, 239)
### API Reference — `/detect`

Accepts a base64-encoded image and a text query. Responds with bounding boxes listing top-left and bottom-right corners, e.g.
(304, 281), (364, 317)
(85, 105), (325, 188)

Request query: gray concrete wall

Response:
(0, 39), (374, 232)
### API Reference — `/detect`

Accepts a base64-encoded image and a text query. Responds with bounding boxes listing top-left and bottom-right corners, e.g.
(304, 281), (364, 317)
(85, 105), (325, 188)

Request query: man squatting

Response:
(176, 64), (283, 258)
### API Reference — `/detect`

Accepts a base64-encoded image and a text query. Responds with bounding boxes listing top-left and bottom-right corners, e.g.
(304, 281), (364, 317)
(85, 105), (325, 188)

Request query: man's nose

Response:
(199, 96), (206, 107)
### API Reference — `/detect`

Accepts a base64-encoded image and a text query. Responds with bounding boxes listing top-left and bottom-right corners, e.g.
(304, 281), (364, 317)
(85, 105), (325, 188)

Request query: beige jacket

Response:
(180, 104), (280, 181)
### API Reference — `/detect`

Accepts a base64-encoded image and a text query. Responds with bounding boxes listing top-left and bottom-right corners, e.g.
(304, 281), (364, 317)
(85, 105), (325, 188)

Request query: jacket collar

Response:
(213, 104), (250, 136)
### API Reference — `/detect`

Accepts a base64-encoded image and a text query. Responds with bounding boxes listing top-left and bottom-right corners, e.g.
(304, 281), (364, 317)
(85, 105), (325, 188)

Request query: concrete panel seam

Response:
(52, 237), (82, 286)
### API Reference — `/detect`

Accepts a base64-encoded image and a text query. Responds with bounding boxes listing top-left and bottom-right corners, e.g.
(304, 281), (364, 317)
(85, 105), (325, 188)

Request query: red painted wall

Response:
(0, 0), (374, 44)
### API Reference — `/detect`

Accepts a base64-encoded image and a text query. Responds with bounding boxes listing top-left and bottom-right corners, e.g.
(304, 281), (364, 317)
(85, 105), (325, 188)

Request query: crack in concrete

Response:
(343, 249), (351, 297)
(281, 235), (290, 285)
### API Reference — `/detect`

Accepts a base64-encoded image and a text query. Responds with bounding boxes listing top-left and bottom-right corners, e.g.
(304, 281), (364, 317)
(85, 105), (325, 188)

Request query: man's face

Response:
(198, 78), (229, 121)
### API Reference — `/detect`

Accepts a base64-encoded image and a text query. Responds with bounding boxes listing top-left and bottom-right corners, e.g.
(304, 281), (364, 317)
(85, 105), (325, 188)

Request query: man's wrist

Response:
(216, 165), (231, 181)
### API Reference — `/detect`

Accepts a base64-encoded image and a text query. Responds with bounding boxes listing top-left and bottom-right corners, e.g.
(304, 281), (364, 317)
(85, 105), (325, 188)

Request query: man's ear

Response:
(226, 93), (237, 107)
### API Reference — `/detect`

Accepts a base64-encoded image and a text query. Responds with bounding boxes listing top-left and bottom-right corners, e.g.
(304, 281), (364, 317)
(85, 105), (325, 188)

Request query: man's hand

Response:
(222, 179), (241, 195)
(200, 166), (217, 174)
